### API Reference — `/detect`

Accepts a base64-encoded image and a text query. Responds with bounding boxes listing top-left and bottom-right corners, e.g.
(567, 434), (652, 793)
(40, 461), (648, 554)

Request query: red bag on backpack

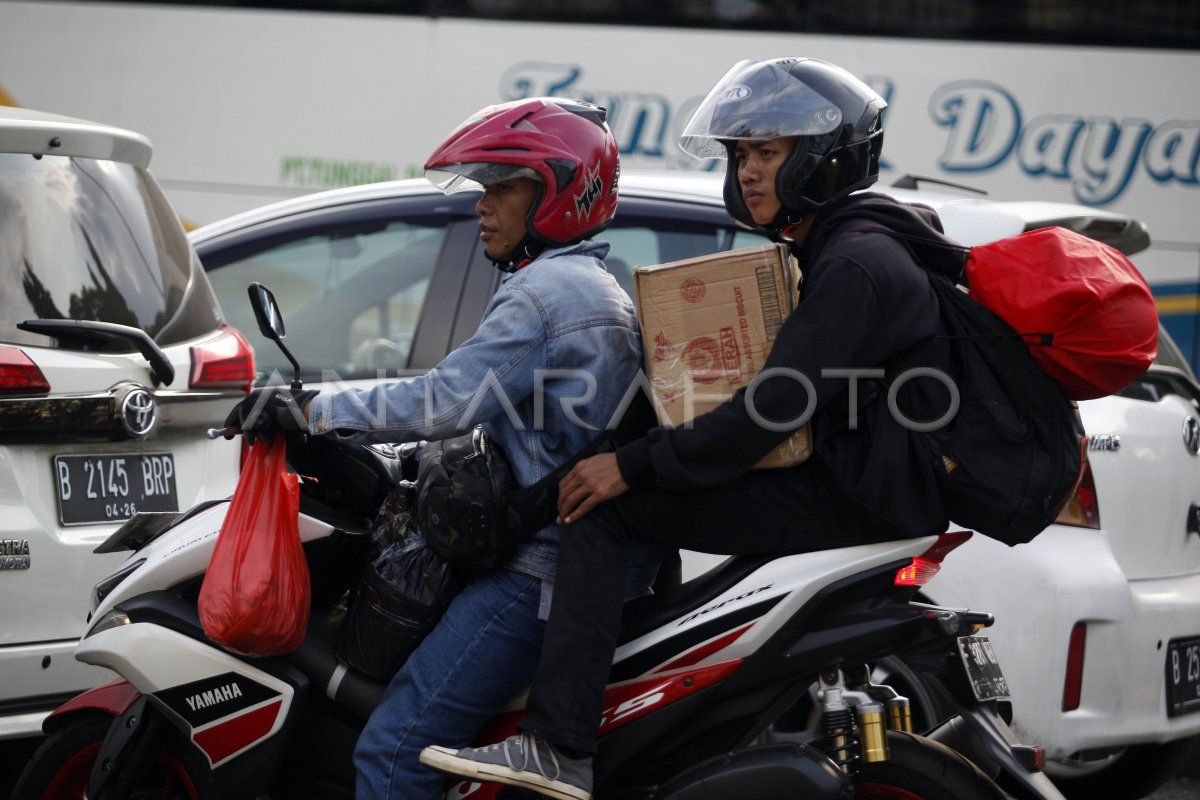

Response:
(966, 226), (1158, 400)
(199, 436), (310, 657)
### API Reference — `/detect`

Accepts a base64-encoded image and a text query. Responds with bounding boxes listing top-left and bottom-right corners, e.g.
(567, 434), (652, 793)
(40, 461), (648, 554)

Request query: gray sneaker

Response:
(420, 732), (593, 800)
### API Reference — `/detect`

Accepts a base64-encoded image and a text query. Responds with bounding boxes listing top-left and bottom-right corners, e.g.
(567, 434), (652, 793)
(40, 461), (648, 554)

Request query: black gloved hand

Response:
(224, 387), (320, 445)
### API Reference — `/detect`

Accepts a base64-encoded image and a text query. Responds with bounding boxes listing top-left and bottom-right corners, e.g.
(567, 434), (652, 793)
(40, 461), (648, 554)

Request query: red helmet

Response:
(424, 97), (620, 246)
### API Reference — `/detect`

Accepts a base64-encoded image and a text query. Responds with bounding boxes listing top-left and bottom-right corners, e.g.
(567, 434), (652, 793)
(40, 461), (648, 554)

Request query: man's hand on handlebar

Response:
(224, 387), (320, 445)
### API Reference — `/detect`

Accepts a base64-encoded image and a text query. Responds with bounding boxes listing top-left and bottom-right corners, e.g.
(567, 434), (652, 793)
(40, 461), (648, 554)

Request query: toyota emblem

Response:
(121, 388), (157, 438)
(1183, 416), (1200, 456)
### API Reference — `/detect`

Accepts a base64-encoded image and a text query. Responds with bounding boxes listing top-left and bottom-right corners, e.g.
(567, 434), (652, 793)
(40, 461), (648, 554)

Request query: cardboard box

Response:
(634, 243), (810, 469)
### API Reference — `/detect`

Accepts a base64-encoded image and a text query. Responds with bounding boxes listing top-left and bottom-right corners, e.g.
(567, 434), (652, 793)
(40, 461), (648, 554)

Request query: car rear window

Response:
(0, 153), (223, 349)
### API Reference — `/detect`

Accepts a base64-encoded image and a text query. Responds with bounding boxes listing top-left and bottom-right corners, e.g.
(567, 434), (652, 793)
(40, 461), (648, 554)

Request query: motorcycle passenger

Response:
(419, 58), (968, 800)
(226, 97), (663, 799)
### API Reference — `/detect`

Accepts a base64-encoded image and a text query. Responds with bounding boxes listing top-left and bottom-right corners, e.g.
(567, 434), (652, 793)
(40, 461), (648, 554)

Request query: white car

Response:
(189, 171), (1199, 798)
(925, 350), (1200, 797)
(0, 108), (250, 739)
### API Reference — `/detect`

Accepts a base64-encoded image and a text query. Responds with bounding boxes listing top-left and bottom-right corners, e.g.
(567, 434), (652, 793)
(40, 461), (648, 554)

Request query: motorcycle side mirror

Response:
(248, 282), (286, 340)
(246, 282), (303, 391)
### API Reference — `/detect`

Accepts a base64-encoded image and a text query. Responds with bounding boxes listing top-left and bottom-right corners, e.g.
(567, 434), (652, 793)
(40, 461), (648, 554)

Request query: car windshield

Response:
(0, 152), (222, 349)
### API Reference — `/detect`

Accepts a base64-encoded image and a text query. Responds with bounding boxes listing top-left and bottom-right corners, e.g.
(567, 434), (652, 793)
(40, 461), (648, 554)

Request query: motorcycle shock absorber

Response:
(886, 696), (913, 733)
(854, 700), (890, 764)
(846, 663), (914, 734)
(820, 696), (858, 770)
(816, 669), (893, 770)
(815, 669), (861, 771)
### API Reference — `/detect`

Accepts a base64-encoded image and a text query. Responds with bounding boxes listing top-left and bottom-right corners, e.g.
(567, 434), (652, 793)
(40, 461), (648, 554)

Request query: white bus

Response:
(2, 0), (1198, 368)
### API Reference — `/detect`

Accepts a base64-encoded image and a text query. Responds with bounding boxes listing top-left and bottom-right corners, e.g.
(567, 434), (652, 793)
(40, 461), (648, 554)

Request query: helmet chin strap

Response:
(487, 234), (547, 273)
(773, 208), (805, 228)
(760, 207), (816, 261)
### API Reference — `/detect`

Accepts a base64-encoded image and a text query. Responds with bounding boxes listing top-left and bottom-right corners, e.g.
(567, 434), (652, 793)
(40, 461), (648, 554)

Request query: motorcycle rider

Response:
(226, 97), (663, 799)
(419, 58), (969, 800)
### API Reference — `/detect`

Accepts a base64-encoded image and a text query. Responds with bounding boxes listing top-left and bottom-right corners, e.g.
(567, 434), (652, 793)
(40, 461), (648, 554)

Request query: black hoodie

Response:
(616, 192), (966, 537)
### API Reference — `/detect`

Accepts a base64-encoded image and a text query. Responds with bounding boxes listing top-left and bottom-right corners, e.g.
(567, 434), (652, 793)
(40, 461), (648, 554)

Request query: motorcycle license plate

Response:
(1165, 637), (1200, 717)
(54, 453), (179, 526)
(957, 636), (1011, 702)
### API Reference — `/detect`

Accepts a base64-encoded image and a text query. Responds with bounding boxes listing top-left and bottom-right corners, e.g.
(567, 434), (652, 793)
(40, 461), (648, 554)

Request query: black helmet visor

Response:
(680, 60), (844, 160)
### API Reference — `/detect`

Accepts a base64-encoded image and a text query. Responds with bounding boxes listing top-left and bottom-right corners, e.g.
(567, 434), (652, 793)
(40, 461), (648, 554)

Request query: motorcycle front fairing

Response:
(70, 497), (366, 798)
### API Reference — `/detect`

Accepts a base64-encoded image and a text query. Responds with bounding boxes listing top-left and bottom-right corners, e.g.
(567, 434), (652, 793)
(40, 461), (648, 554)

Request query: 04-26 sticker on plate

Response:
(54, 452), (178, 526)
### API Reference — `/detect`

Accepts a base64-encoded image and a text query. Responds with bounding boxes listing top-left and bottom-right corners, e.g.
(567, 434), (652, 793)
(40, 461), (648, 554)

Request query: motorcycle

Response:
(13, 283), (1065, 800)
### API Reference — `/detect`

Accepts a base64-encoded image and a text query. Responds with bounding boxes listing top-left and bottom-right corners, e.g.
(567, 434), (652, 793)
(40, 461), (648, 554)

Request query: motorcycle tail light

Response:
(0, 345), (50, 395)
(894, 531), (973, 588)
(1055, 453), (1101, 529)
(190, 325), (255, 393)
(1062, 621), (1087, 711)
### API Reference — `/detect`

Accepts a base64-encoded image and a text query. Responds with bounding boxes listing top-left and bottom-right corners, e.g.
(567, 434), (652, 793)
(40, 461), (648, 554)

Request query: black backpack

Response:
(918, 271), (1086, 545)
(813, 222), (1087, 546)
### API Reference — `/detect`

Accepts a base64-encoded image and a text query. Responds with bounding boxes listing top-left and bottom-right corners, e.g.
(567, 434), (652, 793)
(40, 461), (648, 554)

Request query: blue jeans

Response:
(354, 568), (545, 800)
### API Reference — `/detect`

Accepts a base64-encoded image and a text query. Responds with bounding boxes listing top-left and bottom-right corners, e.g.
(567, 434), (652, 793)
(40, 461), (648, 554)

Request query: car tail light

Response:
(1062, 622), (1087, 711)
(894, 531), (973, 588)
(190, 326), (255, 393)
(0, 345), (50, 395)
(1055, 454), (1101, 529)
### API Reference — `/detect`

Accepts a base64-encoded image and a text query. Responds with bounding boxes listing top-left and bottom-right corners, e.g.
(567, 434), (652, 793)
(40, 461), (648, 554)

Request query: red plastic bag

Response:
(966, 227), (1159, 400)
(199, 436), (310, 657)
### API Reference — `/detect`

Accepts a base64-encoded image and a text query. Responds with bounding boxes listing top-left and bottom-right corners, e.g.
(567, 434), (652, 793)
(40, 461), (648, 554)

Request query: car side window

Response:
(204, 219), (444, 382)
(730, 229), (775, 251)
(1152, 326), (1197, 379)
(604, 219), (766, 300)
(601, 227), (659, 296)
(1115, 325), (1200, 405)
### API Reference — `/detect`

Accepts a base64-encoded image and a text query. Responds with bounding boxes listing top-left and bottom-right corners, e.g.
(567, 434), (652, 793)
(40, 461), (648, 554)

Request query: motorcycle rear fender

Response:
(42, 678), (140, 734)
(656, 743), (851, 800)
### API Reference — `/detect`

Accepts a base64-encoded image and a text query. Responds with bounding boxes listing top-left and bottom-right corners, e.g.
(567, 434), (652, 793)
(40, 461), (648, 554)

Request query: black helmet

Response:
(680, 57), (886, 227)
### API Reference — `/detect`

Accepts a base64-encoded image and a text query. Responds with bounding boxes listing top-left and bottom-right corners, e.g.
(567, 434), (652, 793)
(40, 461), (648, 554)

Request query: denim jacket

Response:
(309, 241), (659, 586)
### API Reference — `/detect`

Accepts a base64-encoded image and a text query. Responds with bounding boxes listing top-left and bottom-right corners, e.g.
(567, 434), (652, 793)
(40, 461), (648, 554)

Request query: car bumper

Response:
(927, 525), (1200, 759)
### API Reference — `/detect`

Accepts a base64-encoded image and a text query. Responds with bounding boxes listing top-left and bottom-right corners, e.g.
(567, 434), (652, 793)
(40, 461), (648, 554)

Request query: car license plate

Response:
(957, 636), (1011, 702)
(54, 453), (179, 526)
(1165, 637), (1200, 717)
